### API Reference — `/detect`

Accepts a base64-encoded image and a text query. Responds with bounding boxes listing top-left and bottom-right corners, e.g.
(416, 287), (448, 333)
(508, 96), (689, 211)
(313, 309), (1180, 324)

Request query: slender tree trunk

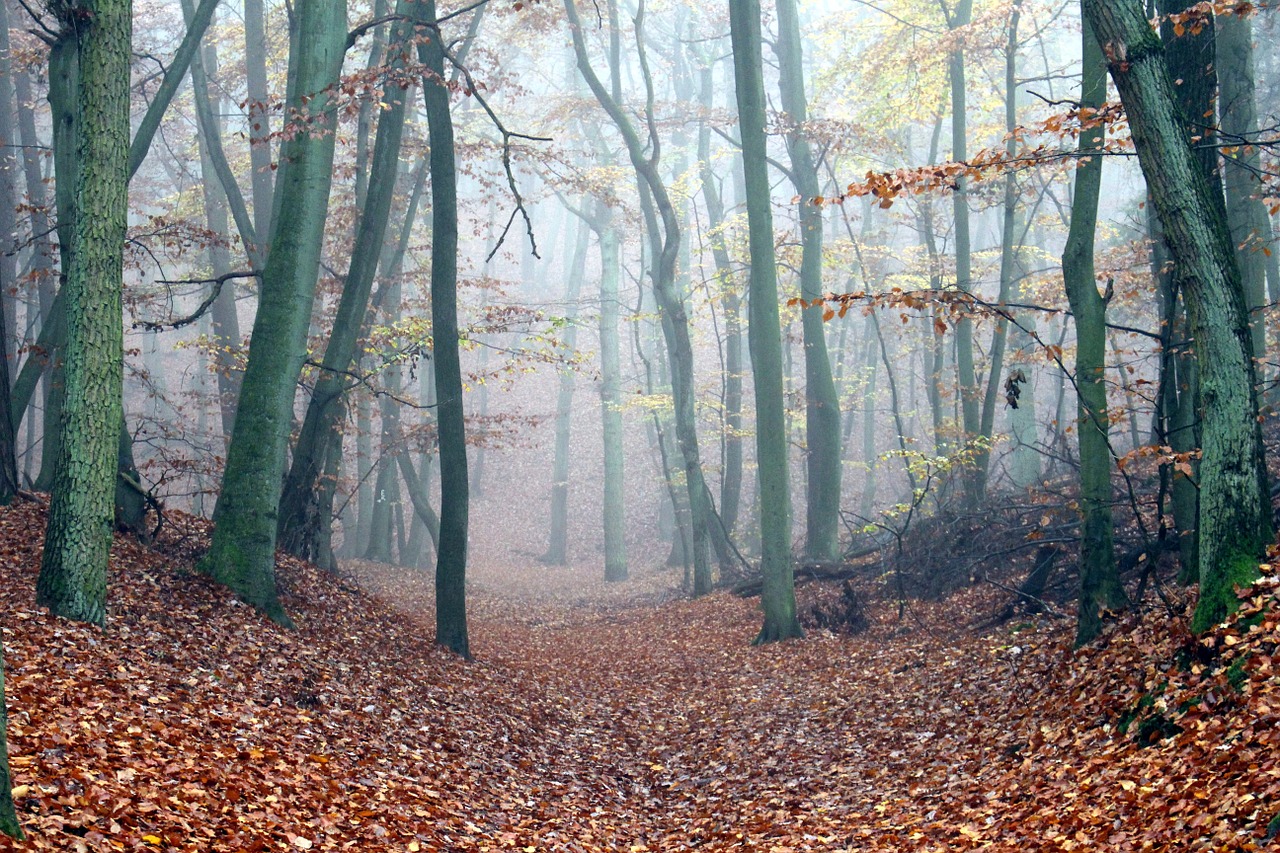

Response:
(1217, 11), (1269, 362)
(1084, 0), (1272, 633)
(244, 0), (274, 250)
(944, 0), (982, 502)
(774, 0), (841, 562)
(1063, 15), (1125, 646)
(199, 0), (347, 626)
(36, 0), (132, 625)
(730, 0), (802, 643)
(185, 2), (242, 440)
(976, 2), (1023, 492)
(564, 0), (713, 594)
(597, 208), (628, 581)
(543, 217), (589, 565)
(421, 0), (469, 657)
(278, 7), (415, 560)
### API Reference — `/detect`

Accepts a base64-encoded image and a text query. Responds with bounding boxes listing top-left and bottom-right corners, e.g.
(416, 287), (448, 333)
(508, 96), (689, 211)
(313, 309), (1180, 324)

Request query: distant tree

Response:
(35, 0), (133, 626)
(729, 0), (802, 643)
(1082, 0), (1272, 632)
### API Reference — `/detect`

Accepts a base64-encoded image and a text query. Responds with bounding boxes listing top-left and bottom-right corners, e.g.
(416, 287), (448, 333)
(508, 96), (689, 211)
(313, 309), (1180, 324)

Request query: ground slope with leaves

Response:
(0, 499), (1275, 851)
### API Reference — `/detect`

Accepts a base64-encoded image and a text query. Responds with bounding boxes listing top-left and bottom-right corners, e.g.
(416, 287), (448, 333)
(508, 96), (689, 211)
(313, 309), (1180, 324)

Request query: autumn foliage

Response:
(0, 498), (1276, 851)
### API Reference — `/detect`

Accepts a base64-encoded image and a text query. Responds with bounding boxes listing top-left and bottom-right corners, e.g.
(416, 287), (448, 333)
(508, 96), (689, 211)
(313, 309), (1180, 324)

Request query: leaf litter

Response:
(0, 498), (1276, 851)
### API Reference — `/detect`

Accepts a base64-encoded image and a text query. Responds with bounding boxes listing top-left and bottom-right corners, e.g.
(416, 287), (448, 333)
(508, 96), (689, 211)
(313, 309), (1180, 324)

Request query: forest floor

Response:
(0, 500), (1278, 852)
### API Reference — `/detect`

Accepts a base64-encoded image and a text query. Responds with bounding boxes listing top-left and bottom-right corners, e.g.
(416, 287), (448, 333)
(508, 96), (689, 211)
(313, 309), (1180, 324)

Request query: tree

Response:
(729, 0), (802, 644)
(774, 0), (841, 563)
(0, 635), (20, 839)
(277, 4), (417, 562)
(199, 0), (348, 626)
(420, 0), (470, 657)
(1081, 0), (1272, 633)
(35, 0), (133, 626)
(564, 0), (715, 595)
(1063, 15), (1125, 646)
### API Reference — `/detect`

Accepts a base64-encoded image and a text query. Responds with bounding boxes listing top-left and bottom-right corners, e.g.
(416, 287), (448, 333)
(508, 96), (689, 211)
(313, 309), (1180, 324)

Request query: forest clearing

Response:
(0, 498), (1277, 851)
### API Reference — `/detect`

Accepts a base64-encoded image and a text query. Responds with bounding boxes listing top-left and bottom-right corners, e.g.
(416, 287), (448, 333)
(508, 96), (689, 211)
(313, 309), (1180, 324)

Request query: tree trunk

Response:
(1217, 11), (1269, 362)
(944, 0), (982, 502)
(199, 0), (347, 626)
(730, 0), (802, 643)
(543, 217), (589, 565)
(36, 0), (132, 626)
(774, 0), (841, 562)
(1083, 0), (1272, 633)
(184, 1), (242, 440)
(421, 0), (469, 658)
(564, 0), (713, 595)
(278, 6), (415, 560)
(597, 209), (628, 582)
(1063, 15), (1125, 646)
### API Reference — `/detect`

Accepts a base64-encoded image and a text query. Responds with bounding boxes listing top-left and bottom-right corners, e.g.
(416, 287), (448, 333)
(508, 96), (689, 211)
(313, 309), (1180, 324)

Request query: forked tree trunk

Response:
(199, 0), (347, 626)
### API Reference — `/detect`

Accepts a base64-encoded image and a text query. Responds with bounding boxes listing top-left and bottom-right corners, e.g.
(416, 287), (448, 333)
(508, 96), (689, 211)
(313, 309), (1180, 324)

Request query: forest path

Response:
(342, 558), (993, 848)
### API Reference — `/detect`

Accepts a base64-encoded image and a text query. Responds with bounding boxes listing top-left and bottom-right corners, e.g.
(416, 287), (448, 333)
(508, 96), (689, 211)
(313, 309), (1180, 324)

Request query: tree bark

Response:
(36, 0), (132, 626)
(774, 0), (841, 562)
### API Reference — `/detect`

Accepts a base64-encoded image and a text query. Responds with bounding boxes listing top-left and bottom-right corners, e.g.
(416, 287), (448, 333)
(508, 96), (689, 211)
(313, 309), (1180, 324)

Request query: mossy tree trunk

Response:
(199, 0), (347, 626)
(36, 0), (132, 626)
(277, 5), (414, 561)
(730, 0), (802, 643)
(1083, 0), (1272, 633)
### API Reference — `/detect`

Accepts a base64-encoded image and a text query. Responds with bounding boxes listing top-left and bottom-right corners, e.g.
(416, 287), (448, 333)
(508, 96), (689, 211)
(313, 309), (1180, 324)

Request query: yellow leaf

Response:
(142, 836), (162, 846)
(10, 785), (28, 799)
(408, 843), (421, 852)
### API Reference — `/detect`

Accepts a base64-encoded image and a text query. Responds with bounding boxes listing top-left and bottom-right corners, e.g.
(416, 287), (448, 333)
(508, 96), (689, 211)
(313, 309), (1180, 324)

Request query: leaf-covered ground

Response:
(0, 499), (1276, 852)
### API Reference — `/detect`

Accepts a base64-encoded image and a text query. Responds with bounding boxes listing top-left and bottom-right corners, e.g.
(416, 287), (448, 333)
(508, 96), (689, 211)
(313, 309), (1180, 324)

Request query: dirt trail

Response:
(342, 558), (970, 848)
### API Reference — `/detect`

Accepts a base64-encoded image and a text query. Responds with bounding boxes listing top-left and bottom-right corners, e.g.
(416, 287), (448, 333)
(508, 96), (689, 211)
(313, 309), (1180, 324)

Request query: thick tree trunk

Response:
(730, 0), (802, 643)
(36, 0), (132, 626)
(1083, 0), (1272, 633)
(199, 0), (347, 626)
